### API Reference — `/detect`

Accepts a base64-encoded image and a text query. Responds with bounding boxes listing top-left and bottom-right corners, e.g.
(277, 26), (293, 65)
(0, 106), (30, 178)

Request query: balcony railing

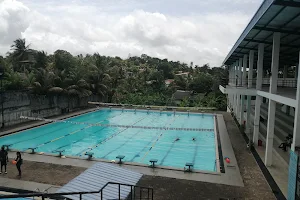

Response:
(228, 78), (297, 88)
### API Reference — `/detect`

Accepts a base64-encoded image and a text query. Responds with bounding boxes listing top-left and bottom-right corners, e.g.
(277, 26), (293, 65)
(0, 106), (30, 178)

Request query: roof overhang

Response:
(224, 0), (300, 68)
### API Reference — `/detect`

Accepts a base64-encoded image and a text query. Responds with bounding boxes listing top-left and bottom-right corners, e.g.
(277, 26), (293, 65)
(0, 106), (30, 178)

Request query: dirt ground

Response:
(1, 161), (85, 186)
(0, 112), (276, 199)
(137, 113), (276, 200)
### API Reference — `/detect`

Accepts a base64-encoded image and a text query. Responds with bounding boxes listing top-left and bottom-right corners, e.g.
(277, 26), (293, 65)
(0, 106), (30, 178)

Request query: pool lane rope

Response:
(100, 116), (160, 159)
(21, 112), (126, 151)
(19, 116), (214, 132)
(6, 111), (111, 147)
(79, 115), (150, 156)
(158, 115), (190, 165)
(140, 115), (180, 162)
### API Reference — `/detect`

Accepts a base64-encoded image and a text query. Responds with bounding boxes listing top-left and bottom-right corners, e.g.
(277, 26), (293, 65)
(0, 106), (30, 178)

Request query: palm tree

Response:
(85, 54), (112, 101)
(32, 68), (57, 94)
(87, 64), (110, 101)
(34, 51), (48, 69)
(65, 70), (92, 98)
(10, 38), (33, 72)
(21, 70), (36, 89)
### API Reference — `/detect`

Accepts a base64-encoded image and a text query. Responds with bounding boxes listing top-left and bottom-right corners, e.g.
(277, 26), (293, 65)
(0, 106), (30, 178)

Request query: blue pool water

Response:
(0, 109), (217, 171)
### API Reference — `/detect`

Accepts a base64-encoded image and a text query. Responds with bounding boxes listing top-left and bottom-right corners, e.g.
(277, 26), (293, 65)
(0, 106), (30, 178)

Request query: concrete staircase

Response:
(249, 103), (294, 164)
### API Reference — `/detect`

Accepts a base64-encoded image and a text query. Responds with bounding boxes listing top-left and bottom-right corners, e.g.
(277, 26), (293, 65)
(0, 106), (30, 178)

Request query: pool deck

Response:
(2, 112), (244, 187)
(0, 177), (59, 193)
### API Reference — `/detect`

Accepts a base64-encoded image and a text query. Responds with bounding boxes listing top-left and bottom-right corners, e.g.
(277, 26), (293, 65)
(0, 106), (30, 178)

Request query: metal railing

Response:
(228, 78), (297, 88)
(0, 182), (154, 200)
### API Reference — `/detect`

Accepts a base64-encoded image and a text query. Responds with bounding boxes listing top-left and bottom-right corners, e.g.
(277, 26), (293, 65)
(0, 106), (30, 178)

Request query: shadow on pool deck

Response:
(137, 112), (276, 200)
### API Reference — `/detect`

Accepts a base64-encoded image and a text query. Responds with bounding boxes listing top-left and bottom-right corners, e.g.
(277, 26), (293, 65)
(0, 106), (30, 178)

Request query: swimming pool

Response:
(0, 109), (218, 172)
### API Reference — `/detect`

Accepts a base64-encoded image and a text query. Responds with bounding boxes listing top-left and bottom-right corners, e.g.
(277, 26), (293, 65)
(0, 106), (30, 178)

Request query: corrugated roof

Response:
(224, 0), (300, 68)
(56, 162), (142, 200)
(173, 90), (192, 100)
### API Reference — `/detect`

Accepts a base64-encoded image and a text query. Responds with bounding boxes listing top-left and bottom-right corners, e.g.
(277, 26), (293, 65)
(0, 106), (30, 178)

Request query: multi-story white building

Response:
(219, 0), (300, 199)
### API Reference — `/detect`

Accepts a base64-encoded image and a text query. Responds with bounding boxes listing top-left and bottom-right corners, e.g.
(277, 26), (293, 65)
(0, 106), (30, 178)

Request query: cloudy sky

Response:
(0, 0), (263, 66)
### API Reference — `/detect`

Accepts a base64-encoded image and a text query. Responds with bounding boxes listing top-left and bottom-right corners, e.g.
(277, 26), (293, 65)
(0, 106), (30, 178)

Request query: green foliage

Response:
(189, 72), (213, 93)
(54, 50), (76, 72)
(179, 97), (190, 107)
(1, 38), (229, 110)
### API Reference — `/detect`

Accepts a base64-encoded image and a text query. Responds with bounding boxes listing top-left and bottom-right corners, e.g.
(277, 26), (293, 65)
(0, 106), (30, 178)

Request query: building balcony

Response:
(220, 78), (298, 107)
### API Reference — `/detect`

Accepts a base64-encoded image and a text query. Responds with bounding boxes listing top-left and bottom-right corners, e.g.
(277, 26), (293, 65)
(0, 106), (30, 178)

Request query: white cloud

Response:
(0, 0), (30, 52)
(0, 0), (260, 66)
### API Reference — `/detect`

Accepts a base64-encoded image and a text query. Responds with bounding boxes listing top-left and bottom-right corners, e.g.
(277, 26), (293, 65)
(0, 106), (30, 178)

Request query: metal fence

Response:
(0, 182), (154, 200)
(228, 78), (297, 88)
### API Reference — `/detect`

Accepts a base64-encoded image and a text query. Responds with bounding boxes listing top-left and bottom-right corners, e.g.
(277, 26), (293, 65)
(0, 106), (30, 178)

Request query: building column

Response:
(253, 44), (264, 145)
(246, 96), (251, 138)
(265, 32), (280, 167)
(229, 65), (233, 84)
(231, 65), (235, 85)
(235, 60), (239, 86)
(236, 94), (241, 121)
(240, 95), (245, 125)
(233, 63), (238, 116)
(289, 53), (300, 200)
(246, 50), (254, 138)
(237, 59), (243, 123)
(292, 52), (300, 151)
(243, 54), (248, 87)
(248, 50), (254, 88)
(238, 58), (243, 86)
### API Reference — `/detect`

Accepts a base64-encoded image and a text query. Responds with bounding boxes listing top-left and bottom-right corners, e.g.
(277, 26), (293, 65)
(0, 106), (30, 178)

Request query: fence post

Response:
(151, 188), (154, 200)
(118, 184), (121, 200)
(140, 188), (142, 199)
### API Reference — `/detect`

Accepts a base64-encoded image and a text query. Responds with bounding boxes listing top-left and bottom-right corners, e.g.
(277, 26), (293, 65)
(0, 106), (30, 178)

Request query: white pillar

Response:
(246, 96), (251, 137)
(265, 32), (280, 167)
(253, 44), (264, 145)
(236, 95), (240, 121)
(232, 65), (235, 84)
(230, 65), (235, 85)
(243, 54), (248, 86)
(235, 60), (239, 86)
(248, 50), (254, 88)
(229, 66), (232, 84)
(240, 95), (245, 124)
(238, 58), (243, 86)
(292, 52), (300, 151)
(234, 61), (239, 117)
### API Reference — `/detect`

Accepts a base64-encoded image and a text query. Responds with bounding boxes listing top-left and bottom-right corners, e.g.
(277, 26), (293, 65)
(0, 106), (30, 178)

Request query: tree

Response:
(174, 76), (188, 90)
(189, 72), (214, 93)
(87, 63), (110, 101)
(9, 38), (33, 72)
(54, 50), (75, 72)
(34, 51), (48, 69)
(32, 68), (56, 94)
(3, 37), (229, 111)
(157, 62), (174, 79)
